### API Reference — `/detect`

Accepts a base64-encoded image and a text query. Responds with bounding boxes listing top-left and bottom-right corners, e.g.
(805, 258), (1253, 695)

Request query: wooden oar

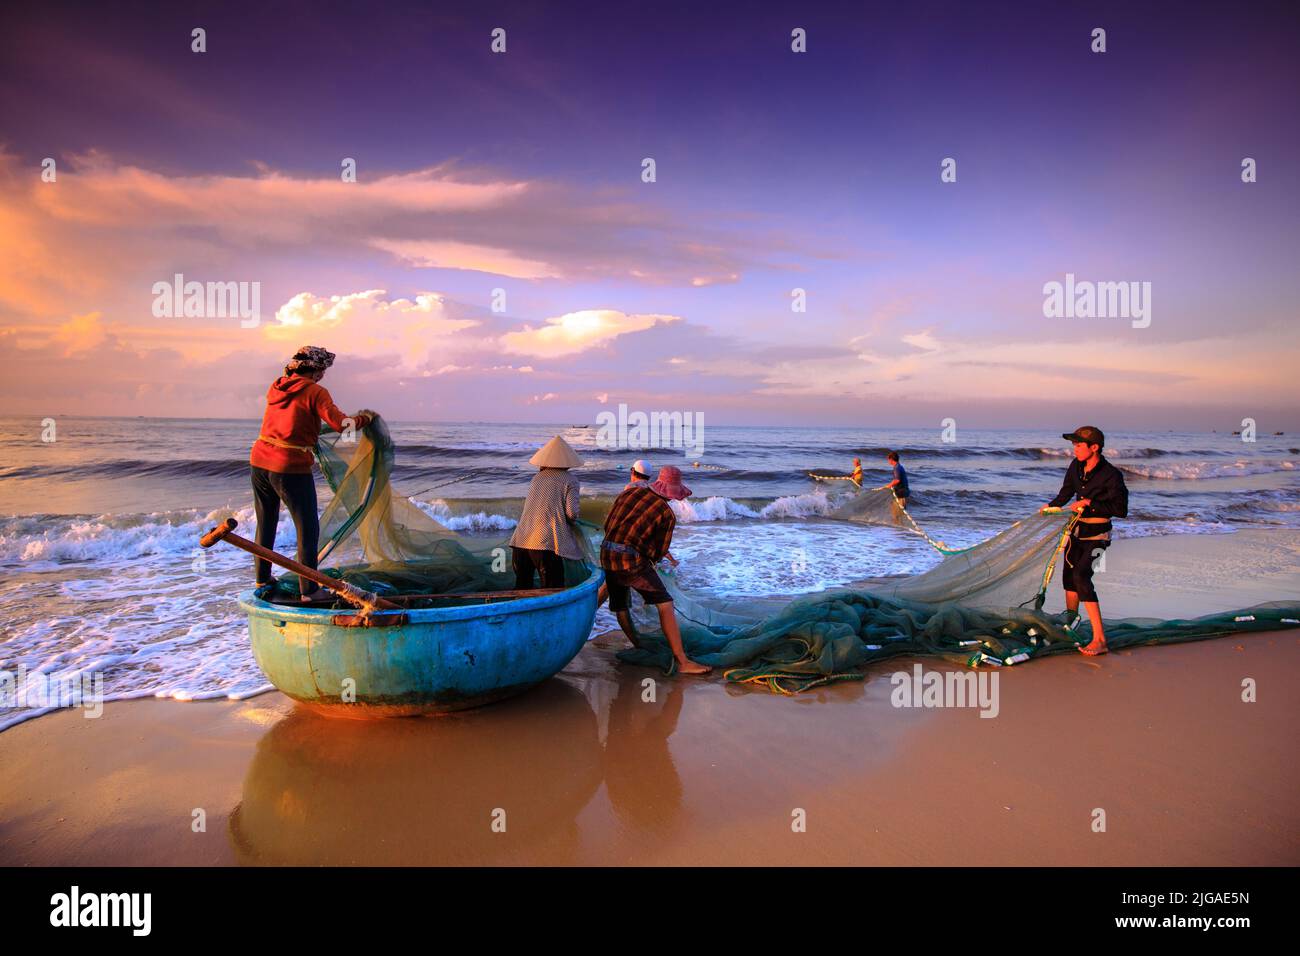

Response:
(200, 517), (401, 612)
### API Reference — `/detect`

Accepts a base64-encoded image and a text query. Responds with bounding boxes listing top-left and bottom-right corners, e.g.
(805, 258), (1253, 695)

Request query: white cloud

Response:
(500, 309), (680, 358)
(269, 290), (480, 371)
(901, 330), (941, 352)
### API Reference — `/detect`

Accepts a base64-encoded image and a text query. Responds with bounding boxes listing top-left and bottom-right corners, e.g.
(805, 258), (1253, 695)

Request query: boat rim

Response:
(238, 562), (604, 626)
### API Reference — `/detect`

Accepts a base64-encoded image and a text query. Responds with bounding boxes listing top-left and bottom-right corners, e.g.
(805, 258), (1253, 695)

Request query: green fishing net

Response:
(620, 488), (1300, 690)
(281, 420), (1300, 692)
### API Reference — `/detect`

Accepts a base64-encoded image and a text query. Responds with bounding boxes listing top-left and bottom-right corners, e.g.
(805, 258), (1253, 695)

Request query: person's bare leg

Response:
(1079, 600), (1108, 655)
(614, 609), (642, 648)
(657, 601), (710, 674)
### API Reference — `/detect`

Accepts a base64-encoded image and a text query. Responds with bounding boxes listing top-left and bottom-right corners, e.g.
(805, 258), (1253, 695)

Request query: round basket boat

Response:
(238, 565), (603, 717)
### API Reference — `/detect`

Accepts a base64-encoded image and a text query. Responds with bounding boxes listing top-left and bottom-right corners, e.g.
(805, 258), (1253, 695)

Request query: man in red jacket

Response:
(249, 346), (372, 596)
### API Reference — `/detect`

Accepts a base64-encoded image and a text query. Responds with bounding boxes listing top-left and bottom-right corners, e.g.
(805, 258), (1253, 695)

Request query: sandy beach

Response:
(2, 530), (1297, 866)
(2, 0), (1299, 893)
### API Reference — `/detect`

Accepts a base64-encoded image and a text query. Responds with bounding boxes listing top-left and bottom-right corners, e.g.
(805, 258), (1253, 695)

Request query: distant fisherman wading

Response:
(248, 346), (373, 597)
(1040, 426), (1129, 656)
(886, 451), (909, 508)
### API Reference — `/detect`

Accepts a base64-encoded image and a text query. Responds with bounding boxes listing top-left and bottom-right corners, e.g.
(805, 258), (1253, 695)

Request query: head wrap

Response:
(285, 346), (336, 375)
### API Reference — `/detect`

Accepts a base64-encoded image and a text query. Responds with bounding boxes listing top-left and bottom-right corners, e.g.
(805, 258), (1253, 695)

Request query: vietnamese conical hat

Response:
(529, 435), (584, 469)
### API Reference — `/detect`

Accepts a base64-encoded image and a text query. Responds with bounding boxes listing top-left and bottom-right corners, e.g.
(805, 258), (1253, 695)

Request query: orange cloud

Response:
(370, 239), (559, 279)
(32, 154), (530, 241)
(53, 311), (110, 354)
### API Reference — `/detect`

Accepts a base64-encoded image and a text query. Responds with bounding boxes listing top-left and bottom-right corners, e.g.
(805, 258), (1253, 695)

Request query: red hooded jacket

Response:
(249, 375), (354, 474)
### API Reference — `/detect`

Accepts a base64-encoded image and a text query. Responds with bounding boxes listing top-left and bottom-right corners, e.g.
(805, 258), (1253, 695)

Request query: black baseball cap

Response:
(1063, 425), (1105, 448)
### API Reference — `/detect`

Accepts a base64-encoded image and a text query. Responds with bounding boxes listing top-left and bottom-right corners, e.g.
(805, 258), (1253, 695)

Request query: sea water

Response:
(1, 417), (1297, 730)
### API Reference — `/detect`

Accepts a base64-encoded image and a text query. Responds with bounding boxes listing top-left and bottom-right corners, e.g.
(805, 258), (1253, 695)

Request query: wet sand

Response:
(2, 531), (1298, 866)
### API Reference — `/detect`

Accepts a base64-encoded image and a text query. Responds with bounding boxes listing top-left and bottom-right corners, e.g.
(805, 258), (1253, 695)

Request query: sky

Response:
(0, 0), (1297, 429)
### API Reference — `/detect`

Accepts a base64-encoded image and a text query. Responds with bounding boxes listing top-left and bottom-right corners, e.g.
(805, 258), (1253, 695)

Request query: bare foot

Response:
(1079, 638), (1108, 656)
(677, 659), (712, 675)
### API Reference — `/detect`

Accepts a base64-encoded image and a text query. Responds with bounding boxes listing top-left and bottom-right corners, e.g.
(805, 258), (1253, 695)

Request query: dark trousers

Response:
(512, 546), (566, 590)
(251, 466), (320, 589)
(1063, 534), (1109, 602)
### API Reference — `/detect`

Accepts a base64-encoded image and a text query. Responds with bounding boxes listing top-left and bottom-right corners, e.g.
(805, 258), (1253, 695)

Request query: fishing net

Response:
(258, 416), (596, 601)
(271, 418), (1300, 692)
(830, 485), (928, 536)
(618, 490), (1300, 691)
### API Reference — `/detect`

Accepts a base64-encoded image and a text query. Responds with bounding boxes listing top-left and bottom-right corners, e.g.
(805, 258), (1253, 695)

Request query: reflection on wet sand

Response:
(604, 675), (684, 836)
(230, 677), (602, 865)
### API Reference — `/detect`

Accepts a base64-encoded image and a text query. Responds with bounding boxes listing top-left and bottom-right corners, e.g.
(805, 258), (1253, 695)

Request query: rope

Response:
(407, 473), (473, 498)
(258, 434), (314, 453)
(1038, 513), (1080, 596)
(722, 668), (864, 695)
(721, 635), (869, 694)
(808, 472), (861, 484)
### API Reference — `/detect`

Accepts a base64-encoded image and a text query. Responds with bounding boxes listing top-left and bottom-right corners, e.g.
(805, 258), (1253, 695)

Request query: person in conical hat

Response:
(528, 435), (585, 469)
(510, 435), (585, 589)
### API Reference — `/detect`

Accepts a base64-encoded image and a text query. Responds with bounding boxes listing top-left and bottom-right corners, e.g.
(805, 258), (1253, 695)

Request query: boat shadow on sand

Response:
(227, 676), (611, 865)
(227, 659), (698, 864)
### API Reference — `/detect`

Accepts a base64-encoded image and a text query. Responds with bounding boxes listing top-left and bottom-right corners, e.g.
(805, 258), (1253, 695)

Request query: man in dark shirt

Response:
(601, 465), (710, 675)
(886, 451), (909, 507)
(1040, 425), (1129, 656)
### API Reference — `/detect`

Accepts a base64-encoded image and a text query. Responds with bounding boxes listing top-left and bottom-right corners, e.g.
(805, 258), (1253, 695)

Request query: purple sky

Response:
(1, 0), (1297, 428)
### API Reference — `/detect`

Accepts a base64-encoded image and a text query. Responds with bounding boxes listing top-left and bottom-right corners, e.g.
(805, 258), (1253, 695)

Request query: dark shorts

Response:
(603, 563), (672, 613)
(1063, 533), (1109, 602)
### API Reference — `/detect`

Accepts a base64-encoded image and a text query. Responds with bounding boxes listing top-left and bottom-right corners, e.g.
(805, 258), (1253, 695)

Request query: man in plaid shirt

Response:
(602, 465), (711, 675)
